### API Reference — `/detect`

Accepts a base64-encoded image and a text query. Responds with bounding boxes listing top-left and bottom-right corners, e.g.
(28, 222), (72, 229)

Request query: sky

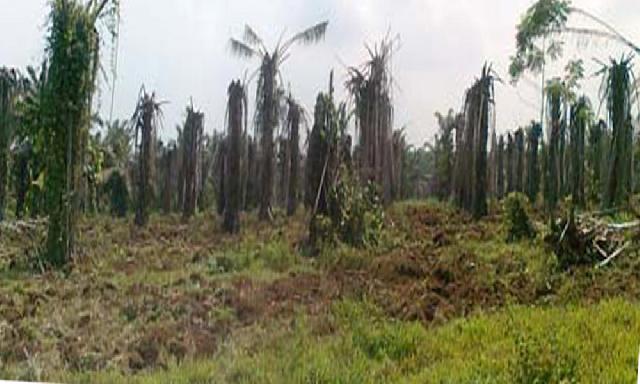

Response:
(1, 0), (639, 146)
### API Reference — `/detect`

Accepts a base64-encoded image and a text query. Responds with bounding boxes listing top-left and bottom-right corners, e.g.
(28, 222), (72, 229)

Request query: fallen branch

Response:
(597, 242), (631, 269)
(608, 221), (640, 230)
(0, 219), (47, 233)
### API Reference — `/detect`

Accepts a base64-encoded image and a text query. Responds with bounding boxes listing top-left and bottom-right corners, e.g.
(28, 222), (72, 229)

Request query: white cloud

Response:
(1, 0), (638, 145)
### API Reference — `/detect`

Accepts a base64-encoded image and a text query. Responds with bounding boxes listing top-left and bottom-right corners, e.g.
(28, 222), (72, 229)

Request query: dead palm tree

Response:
(526, 122), (543, 203)
(569, 96), (590, 208)
(131, 88), (163, 227)
(223, 80), (247, 233)
(453, 64), (496, 218)
(181, 104), (204, 220)
(347, 37), (397, 204)
(229, 21), (328, 221)
(285, 95), (302, 216)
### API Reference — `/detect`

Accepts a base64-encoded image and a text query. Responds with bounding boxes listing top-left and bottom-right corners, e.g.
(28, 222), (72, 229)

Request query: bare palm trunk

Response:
(287, 102), (300, 216)
(182, 108), (203, 219)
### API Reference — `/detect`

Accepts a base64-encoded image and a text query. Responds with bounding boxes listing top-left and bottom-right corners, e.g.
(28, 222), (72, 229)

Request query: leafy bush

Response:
(103, 170), (129, 218)
(311, 174), (384, 249)
(504, 193), (536, 242)
(258, 241), (297, 272)
(206, 240), (297, 274)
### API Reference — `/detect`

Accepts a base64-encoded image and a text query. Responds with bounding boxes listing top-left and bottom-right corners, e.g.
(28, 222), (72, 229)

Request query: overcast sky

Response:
(2, 0), (639, 145)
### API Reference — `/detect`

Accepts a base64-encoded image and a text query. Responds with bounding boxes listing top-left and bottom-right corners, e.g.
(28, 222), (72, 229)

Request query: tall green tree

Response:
(510, 0), (639, 84)
(42, 0), (118, 266)
(229, 21), (328, 221)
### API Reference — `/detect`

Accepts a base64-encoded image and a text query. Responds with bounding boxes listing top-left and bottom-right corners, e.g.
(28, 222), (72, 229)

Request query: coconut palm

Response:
(229, 21), (328, 221)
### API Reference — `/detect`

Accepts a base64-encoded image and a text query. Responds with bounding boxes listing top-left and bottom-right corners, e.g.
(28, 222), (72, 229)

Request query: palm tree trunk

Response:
(223, 81), (244, 233)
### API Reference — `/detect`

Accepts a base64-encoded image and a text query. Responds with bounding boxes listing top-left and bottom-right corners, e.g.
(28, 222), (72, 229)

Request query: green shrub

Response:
(259, 241), (297, 272)
(103, 170), (129, 218)
(504, 193), (536, 242)
(312, 175), (384, 249)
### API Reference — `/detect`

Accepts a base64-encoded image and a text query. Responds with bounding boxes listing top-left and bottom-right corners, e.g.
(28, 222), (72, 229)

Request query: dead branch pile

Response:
(547, 211), (637, 269)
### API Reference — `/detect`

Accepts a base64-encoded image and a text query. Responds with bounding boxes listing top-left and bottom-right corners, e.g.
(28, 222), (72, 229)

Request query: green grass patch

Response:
(57, 298), (640, 383)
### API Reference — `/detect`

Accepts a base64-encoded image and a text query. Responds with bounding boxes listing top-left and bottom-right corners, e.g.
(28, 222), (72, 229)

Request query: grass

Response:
(56, 298), (640, 383)
(2, 201), (640, 382)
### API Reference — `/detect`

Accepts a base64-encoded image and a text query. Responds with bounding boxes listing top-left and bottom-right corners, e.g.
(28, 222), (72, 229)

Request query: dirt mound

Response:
(366, 245), (538, 325)
(226, 272), (365, 325)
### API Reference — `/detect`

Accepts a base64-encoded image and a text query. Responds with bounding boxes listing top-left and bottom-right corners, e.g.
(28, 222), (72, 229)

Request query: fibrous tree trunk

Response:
(603, 58), (634, 209)
(134, 93), (158, 227)
(258, 55), (277, 221)
(14, 142), (32, 219)
(496, 135), (505, 200)
(0, 68), (17, 222)
(161, 144), (176, 214)
(506, 133), (515, 194)
(570, 97), (588, 208)
(182, 106), (204, 219)
(525, 122), (542, 203)
(348, 40), (396, 205)
(286, 99), (301, 216)
(588, 120), (606, 202)
(223, 80), (245, 233)
(216, 139), (227, 216)
(545, 83), (562, 215)
(514, 128), (525, 193)
(453, 65), (494, 218)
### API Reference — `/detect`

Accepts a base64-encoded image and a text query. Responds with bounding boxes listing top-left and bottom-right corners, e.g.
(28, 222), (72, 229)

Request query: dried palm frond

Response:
(229, 38), (258, 58)
(285, 21), (328, 48)
(243, 25), (266, 53)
